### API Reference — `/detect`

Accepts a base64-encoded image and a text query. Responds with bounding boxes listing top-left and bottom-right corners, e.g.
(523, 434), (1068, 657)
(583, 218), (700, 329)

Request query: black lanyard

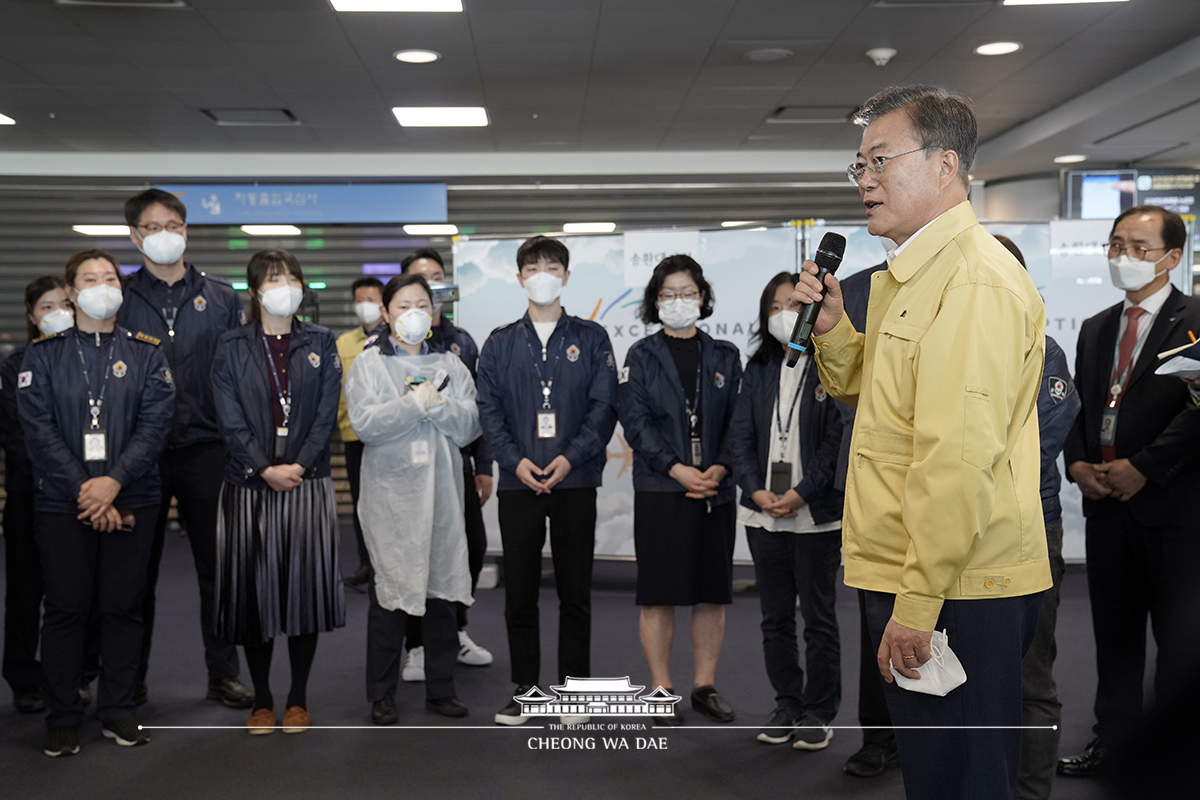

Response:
(261, 335), (292, 425)
(524, 327), (565, 409)
(774, 361), (806, 457)
(75, 332), (116, 430)
(684, 339), (702, 435)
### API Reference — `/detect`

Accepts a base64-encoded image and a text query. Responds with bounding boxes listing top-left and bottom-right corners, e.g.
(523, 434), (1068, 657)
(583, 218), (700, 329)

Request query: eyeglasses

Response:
(137, 222), (185, 235)
(658, 289), (700, 302)
(846, 147), (937, 186)
(1106, 241), (1169, 261)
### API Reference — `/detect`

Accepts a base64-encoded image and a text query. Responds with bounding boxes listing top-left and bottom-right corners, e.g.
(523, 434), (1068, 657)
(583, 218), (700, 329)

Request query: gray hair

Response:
(854, 85), (977, 186)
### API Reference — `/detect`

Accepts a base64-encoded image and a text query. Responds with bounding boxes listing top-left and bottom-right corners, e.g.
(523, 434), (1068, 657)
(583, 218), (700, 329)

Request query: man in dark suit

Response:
(1060, 204), (1200, 778)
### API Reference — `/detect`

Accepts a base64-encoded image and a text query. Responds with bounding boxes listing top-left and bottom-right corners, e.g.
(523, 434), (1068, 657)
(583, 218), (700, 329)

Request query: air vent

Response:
(54, 0), (189, 8)
(201, 109), (301, 127)
(767, 107), (856, 125)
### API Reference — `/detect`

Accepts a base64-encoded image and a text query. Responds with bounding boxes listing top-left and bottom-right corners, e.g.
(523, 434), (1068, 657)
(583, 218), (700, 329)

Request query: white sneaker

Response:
(560, 715), (590, 725)
(401, 646), (425, 682)
(457, 630), (493, 666)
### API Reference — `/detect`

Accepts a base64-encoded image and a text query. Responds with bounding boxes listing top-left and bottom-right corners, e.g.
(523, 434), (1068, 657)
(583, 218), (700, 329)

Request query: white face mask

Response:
(1108, 253), (1169, 292)
(768, 310), (799, 345)
(522, 271), (564, 306)
(75, 284), (123, 321)
(37, 307), (74, 335)
(259, 285), (304, 318)
(393, 308), (432, 345)
(138, 229), (187, 266)
(354, 301), (383, 327)
(657, 297), (701, 331)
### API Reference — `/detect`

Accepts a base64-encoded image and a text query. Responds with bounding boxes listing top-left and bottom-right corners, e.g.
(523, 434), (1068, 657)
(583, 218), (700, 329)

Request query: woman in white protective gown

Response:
(344, 272), (481, 723)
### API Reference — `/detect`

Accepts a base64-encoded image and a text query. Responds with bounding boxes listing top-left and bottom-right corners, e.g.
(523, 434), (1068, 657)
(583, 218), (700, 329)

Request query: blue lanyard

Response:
(774, 361), (806, 456)
(74, 331), (116, 430)
(261, 335), (292, 425)
(524, 326), (565, 409)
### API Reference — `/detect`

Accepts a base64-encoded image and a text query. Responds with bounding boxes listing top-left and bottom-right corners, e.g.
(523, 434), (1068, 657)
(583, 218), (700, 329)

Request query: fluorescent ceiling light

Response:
(721, 221), (753, 227)
(403, 224), (458, 235)
(1003, 0), (1126, 5)
(1054, 154), (1088, 163)
(0, 113), (14, 125)
(394, 49), (441, 63)
(241, 225), (302, 235)
(563, 223), (616, 233)
(331, 0), (462, 11)
(73, 224), (130, 236)
(392, 107), (488, 127)
(974, 41), (1022, 56)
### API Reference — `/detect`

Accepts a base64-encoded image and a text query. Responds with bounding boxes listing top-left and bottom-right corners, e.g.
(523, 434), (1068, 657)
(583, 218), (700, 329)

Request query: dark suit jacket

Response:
(1063, 285), (1200, 526)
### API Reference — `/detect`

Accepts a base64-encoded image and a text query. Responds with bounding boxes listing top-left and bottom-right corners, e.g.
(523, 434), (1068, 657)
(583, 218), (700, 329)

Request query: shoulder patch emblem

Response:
(365, 333), (379, 347)
(163, 367), (174, 385)
(112, 360), (128, 378)
(606, 351), (615, 371)
(239, 310), (247, 326)
(1048, 377), (1067, 403)
(334, 354), (342, 373)
(17, 370), (32, 388)
(566, 344), (581, 363)
(714, 372), (725, 389)
(135, 332), (161, 346)
(450, 342), (462, 355)
(308, 352), (321, 369)
(193, 295), (207, 312)
(619, 366), (630, 385)
(815, 384), (827, 403)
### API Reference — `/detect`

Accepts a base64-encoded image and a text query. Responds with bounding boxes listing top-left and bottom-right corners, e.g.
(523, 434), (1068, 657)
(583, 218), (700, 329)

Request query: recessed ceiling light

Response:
(73, 224), (130, 236)
(394, 49), (441, 63)
(1054, 154), (1088, 164)
(1003, 1), (1127, 5)
(721, 221), (753, 227)
(403, 224), (458, 235)
(974, 41), (1023, 56)
(241, 225), (302, 235)
(392, 107), (488, 127)
(331, 0), (462, 11)
(742, 48), (794, 63)
(563, 223), (616, 233)
(0, 113), (15, 125)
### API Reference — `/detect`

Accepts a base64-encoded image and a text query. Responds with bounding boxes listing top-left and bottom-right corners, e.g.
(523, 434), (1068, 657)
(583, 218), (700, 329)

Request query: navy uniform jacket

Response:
(117, 264), (244, 449)
(1037, 336), (1081, 523)
(477, 311), (618, 491)
(0, 346), (34, 493)
(16, 327), (175, 513)
(428, 314), (494, 477)
(617, 329), (741, 505)
(727, 351), (845, 525)
(211, 321), (342, 489)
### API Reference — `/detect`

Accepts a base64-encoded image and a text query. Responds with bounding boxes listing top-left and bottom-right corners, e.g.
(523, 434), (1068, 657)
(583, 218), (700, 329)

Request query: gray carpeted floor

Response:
(2, 522), (1109, 799)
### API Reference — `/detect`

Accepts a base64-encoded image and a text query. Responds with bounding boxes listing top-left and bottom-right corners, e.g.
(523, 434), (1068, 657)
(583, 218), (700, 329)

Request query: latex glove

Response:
(411, 381), (446, 412)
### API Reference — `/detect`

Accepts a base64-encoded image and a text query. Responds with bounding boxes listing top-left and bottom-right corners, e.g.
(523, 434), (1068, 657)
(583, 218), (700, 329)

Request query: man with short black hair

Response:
(477, 236), (617, 725)
(118, 188), (251, 709)
(1059, 204), (1200, 779)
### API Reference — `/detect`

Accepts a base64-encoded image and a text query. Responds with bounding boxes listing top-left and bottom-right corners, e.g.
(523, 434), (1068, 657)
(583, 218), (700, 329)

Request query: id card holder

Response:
(537, 409), (557, 440)
(1100, 409), (1118, 447)
(83, 429), (107, 462)
(769, 461), (793, 495)
(690, 436), (703, 467)
(274, 426), (289, 459)
(411, 439), (431, 466)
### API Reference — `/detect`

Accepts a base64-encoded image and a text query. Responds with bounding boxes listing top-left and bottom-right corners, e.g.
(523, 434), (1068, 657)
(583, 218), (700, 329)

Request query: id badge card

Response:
(411, 439), (431, 466)
(274, 426), (289, 459)
(769, 461), (793, 495)
(537, 409), (557, 440)
(1100, 408), (1118, 447)
(83, 429), (107, 462)
(690, 436), (703, 467)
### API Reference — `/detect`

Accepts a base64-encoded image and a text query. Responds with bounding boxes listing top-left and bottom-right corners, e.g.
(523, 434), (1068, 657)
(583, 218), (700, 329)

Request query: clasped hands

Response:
(76, 476), (123, 532)
(1068, 458), (1146, 502)
(749, 488), (805, 518)
(516, 456), (572, 495)
(410, 381), (446, 412)
(262, 463), (305, 493)
(670, 463), (727, 500)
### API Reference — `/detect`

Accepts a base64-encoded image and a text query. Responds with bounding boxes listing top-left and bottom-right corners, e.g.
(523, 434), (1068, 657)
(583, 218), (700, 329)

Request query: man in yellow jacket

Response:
(793, 85), (1051, 800)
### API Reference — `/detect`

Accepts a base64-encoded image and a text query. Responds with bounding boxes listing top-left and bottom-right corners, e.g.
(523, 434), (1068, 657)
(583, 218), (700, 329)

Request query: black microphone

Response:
(786, 232), (846, 368)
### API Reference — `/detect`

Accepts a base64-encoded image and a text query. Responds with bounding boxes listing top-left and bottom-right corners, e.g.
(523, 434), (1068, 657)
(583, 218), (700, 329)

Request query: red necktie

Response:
(1101, 306), (1146, 462)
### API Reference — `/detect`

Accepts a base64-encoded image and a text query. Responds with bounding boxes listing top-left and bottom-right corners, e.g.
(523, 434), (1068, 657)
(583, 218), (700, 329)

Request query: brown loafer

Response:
(282, 705), (310, 734)
(247, 706), (275, 735)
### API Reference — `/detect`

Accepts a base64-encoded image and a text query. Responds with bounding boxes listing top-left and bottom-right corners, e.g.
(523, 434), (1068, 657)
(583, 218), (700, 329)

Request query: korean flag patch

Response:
(17, 370), (32, 389)
(1048, 377), (1067, 403)
(193, 296), (207, 312)
(619, 366), (630, 385)
(308, 352), (321, 369)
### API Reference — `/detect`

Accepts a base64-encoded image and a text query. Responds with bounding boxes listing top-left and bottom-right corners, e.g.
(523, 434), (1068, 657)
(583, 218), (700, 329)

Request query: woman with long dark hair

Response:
(211, 249), (345, 735)
(617, 255), (742, 726)
(728, 270), (845, 750)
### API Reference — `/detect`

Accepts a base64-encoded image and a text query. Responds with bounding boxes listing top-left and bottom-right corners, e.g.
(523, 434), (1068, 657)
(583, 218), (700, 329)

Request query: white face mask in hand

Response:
(889, 630), (968, 697)
(657, 298), (701, 331)
(37, 308), (75, 335)
(138, 229), (187, 265)
(259, 285), (304, 318)
(394, 308), (433, 345)
(522, 272), (563, 306)
(1108, 253), (1168, 292)
(75, 285), (123, 320)
(354, 301), (383, 326)
(768, 310), (799, 345)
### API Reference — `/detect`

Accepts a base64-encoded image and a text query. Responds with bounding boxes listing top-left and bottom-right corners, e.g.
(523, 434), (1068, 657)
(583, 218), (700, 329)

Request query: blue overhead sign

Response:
(156, 183), (447, 225)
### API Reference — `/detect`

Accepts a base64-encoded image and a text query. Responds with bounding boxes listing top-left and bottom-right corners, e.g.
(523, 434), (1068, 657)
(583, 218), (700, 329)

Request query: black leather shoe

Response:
(426, 696), (469, 718)
(372, 694), (398, 725)
(690, 685), (734, 723)
(130, 681), (147, 707)
(844, 739), (901, 778)
(1058, 737), (1106, 777)
(14, 687), (45, 714)
(207, 677), (254, 709)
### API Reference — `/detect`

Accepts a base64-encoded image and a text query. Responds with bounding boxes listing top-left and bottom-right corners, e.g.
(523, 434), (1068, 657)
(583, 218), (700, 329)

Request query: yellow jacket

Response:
(336, 325), (374, 442)
(813, 202), (1052, 631)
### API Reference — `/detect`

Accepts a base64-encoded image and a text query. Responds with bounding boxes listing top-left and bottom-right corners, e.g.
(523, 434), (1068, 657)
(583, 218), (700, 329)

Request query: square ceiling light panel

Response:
(331, 1), (462, 10)
(392, 107), (489, 127)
